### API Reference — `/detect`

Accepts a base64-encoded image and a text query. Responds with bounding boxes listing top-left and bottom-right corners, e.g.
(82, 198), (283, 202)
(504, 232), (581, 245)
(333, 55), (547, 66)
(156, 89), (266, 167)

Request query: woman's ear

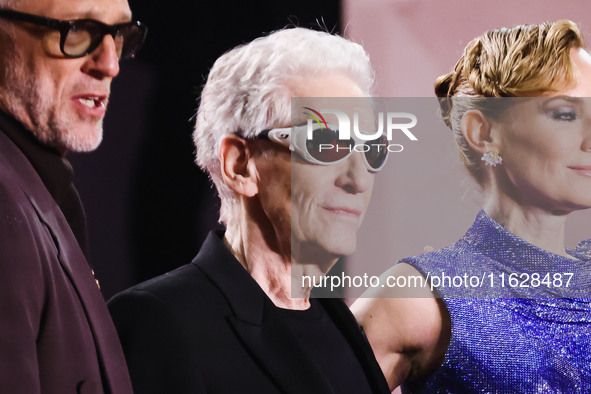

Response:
(460, 110), (497, 154)
(219, 135), (258, 197)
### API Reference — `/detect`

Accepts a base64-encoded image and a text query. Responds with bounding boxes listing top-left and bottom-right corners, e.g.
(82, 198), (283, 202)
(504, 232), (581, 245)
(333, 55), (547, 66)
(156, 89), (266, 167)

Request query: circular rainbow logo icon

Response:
(302, 107), (328, 131)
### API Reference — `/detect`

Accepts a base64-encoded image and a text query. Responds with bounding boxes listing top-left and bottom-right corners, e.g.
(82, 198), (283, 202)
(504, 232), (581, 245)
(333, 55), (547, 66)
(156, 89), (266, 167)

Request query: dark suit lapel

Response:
(319, 298), (390, 394)
(0, 130), (132, 394)
(29, 198), (132, 393)
(196, 232), (334, 394)
(227, 313), (334, 394)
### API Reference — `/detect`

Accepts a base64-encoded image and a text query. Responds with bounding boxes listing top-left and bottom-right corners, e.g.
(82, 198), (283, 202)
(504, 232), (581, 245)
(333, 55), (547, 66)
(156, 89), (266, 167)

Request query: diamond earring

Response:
(482, 149), (502, 167)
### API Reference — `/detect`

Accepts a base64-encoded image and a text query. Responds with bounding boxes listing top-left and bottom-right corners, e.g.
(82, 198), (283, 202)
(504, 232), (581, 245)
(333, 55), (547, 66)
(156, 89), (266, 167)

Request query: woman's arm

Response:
(351, 263), (450, 390)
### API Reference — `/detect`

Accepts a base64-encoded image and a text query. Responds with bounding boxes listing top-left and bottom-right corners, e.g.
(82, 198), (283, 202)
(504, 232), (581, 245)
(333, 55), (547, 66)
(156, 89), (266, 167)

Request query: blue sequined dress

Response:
(402, 211), (591, 393)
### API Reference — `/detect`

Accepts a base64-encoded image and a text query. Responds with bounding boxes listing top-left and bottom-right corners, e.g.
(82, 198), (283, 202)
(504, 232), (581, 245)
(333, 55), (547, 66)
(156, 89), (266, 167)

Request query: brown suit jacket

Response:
(0, 127), (132, 394)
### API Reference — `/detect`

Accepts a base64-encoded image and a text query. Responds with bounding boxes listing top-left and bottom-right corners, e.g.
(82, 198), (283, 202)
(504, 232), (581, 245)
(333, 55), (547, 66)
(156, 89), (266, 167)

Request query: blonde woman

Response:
(353, 20), (591, 392)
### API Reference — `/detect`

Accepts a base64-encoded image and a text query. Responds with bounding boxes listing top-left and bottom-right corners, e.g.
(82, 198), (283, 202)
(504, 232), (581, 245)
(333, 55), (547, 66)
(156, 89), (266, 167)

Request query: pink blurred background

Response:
(342, 0), (591, 299)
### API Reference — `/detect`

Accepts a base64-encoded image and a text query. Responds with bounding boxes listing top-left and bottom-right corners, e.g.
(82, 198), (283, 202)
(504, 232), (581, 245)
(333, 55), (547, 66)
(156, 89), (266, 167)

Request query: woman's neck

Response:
(484, 195), (570, 257)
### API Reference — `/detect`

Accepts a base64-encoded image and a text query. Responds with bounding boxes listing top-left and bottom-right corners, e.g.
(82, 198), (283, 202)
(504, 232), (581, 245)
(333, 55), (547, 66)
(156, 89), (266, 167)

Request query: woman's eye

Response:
(548, 107), (577, 121)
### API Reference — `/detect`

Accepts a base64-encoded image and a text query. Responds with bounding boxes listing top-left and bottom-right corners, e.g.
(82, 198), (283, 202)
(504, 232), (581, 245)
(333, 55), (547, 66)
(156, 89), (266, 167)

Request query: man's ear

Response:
(219, 135), (258, 197)
(460, 110), (497, 154)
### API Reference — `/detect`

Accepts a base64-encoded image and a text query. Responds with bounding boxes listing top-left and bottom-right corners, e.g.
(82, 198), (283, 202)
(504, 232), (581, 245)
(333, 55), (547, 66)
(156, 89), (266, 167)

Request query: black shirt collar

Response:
(0, 109), (72, 205)
(0, 109), (90, 261)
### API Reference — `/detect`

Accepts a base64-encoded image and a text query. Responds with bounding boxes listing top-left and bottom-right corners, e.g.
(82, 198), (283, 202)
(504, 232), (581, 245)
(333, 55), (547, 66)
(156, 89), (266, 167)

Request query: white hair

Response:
(193, 27), (374, 226)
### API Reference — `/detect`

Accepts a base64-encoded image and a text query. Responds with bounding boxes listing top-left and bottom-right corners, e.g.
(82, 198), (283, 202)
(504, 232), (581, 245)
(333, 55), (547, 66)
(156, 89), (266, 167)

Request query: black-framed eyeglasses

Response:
(0, 9), (147, 59)
(239, 124), (389, 173)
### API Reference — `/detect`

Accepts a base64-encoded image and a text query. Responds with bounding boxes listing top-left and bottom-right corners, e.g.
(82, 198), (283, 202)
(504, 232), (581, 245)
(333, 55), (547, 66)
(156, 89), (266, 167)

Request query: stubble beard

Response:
(0, 47), (104, 153)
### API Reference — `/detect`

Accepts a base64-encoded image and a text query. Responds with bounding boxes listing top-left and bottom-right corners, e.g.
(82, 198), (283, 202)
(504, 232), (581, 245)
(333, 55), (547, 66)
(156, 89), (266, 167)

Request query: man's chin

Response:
(296, 236), (357, 264)
(323, 230), (358, 256)
(58, 125), (104, 153)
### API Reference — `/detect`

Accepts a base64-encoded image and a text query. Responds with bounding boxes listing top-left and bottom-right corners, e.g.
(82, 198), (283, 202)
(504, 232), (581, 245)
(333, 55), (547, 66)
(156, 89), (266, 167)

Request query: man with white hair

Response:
(0, 0), (146, 392)
(109, 27), (390, 393)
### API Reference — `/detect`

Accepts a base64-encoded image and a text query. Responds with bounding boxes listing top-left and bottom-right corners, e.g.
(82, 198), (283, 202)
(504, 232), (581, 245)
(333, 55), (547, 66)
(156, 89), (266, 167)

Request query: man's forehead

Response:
(17, 0), (132, 22)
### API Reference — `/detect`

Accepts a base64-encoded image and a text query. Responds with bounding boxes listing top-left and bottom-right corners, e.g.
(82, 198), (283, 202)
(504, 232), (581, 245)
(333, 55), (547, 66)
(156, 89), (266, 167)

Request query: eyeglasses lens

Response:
(307, 128), (353, 163)
(63, 22), (93, 56)
(364, 135), (388, 170)
(63, 21), (144, 58)
(118, 24), (144, 58)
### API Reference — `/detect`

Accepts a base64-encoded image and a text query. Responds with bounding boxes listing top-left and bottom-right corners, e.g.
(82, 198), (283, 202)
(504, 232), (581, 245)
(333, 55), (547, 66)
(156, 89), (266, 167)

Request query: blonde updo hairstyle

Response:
(435, 20), (584, 182)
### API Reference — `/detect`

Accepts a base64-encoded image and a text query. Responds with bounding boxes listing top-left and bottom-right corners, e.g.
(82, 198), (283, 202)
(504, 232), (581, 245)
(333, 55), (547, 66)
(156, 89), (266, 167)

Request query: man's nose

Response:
(335, 151), (374, 194)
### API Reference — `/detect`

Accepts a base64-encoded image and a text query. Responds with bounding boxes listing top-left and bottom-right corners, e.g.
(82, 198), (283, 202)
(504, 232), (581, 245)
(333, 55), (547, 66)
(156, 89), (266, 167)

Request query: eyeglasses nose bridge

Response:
(106, 24), (124, 39)
(84, 26), (123, 58)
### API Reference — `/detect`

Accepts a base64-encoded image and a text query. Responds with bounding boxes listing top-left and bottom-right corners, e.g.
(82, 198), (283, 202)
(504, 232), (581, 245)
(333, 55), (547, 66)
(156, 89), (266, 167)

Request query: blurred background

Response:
(70, 0), (591, 300)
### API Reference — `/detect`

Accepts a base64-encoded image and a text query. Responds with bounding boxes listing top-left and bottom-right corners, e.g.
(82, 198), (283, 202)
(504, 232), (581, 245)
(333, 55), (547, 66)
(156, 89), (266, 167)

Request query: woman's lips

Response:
(568, 165), (591, 177)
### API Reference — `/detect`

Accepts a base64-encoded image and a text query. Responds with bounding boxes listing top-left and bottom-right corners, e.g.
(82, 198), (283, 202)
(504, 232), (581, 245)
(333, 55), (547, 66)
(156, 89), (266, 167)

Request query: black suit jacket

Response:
(0, 123), (132, 393)
(109, 231), (389, 393)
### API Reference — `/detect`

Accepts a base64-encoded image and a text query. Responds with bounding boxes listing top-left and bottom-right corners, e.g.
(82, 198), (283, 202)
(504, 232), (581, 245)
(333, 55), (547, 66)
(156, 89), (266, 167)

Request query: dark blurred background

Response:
(69, 0), (340, 299)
